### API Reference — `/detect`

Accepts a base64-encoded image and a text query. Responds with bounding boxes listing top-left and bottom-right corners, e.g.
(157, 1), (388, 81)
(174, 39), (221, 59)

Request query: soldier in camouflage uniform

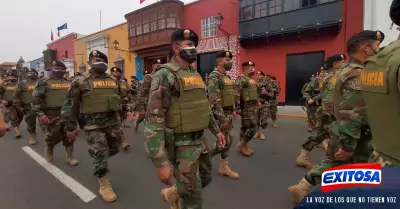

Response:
(144, 29), (225, 209)
(62, 51), (133, 202)
(301, 73), (320, 132)
(363, 2), (400, 167)
(110, 67), (134, 150)
(13, 68), (39, 145)
(254, 71), (273, 140)
(266, 75), (280, 127)
(0, 70), (23, 138)
(134, 59), (163, 132)
(288, 30), (383, 203)
(302, 76), (314, 132)
(235, 61), (258, 157)
(206, 50), (239, 179)
(295, 55), (345, 169)
(32, 60), (79, 166)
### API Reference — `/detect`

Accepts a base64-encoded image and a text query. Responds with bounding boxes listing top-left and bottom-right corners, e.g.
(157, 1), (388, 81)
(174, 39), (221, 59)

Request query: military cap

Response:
(324, 54), (346, 69)
(110, 67), (122, 73)
(257, 71), (265, 76)
(216, 50), (233, 59)
(390, 0), (400, 25)
(152, 59), (163, 65)
(52, 60), (67, 69)
(347, 30), (385, 46)
(242, 61), (255, 67)
(89, 50), (108, 64)
(171, 29), (199, 47)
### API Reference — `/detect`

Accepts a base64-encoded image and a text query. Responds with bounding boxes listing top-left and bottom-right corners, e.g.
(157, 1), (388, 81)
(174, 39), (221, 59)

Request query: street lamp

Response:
(113, 40), (120, 49)
(215, 13), (224, 28)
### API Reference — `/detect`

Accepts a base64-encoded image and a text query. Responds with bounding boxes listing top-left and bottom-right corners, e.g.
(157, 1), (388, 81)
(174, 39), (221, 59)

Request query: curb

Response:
(277, 114), (307, 119)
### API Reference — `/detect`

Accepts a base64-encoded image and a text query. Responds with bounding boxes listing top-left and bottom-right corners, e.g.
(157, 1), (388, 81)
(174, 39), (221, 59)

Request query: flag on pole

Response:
(140, 0), (146, 4)
(51, 30), (54, 41)
(57, 23), (68, 37)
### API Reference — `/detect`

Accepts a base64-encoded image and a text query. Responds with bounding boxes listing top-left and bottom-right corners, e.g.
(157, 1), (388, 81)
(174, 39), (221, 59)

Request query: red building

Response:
(125, 0), (363, 105)
(45, 33), (84, 77)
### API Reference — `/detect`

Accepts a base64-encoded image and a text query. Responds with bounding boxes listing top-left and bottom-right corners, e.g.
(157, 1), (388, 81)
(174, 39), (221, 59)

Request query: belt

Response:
(175, 130), (204, 140)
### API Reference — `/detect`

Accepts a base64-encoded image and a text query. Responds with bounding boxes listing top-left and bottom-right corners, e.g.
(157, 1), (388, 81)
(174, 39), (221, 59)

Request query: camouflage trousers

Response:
(302, 111), (333, 151)
(256, 104), (269, 129)
(211, 111), (233, 159)
(84, 124), (121, 178)
(240, 103), (257, 142)
(167, 131), (212, 209)
(5, 105), (23, 128)
(305, 132), (373, 185)
(306, 105), (318, 127)
(268, 101), (278, 120)
(23, 105), (37, 134)
(43, 110), (72, 147)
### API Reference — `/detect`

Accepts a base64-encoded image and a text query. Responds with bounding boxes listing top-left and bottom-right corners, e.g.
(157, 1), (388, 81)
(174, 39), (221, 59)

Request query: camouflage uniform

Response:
(268, 77), (280, 127)
(111, 68), (133, 150)
(255, 74), (273, 139)
(301, 77), (320, 129)
(301, 80), (313, 131)
(130, 78), (139, 107)
(289, 59), (373, 203)
(0, 76), (23, 137)
(234, 68), (258, 156)
(144, 59), (220, 209)
(207, 65), (239, 179)
(14, 78), (38, 144)
(32, 73), (79, 162)
(135, 71), (153, 130)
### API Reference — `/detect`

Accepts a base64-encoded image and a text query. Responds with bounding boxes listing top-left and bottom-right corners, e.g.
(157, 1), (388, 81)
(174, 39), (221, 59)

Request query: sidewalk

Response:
(277, 106), (307, 118)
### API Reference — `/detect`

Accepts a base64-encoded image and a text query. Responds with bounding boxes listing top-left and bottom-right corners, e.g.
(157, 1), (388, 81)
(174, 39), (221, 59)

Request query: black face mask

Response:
(92, 62), (108, 73)
(179, 46), (197, 64)
(52, 70), (65, 78)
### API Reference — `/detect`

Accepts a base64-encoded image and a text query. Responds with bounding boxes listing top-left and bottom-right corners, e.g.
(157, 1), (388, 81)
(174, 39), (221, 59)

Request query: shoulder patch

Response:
(347, 77), (361, 90)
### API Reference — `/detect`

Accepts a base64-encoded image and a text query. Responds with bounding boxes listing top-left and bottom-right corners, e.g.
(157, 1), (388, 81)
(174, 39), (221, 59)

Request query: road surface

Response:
(0, 117), (325, 209)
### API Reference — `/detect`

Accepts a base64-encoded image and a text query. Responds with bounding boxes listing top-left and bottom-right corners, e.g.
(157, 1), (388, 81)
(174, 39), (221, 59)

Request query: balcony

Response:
(239, 0), (343, 41)
(125, 0), (183, 57)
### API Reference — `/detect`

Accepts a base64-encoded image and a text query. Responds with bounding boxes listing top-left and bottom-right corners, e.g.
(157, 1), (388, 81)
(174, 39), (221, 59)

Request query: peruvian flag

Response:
(51, 30), (54, 41)
(140, 0), (146, 3)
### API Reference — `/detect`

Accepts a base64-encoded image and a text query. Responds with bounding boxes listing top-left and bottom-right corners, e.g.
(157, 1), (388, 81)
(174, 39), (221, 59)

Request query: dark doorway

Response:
(286, 52), (324, 106)
(197, 52), (217, 79)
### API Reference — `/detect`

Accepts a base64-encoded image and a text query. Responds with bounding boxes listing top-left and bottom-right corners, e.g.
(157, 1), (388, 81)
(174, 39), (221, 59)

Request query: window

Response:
(158, 11), (165, 30)
(150, 21), (157, 31)
(136, 18), (142, 35)
(269, 0), (282, 15)
(240, 0), (253, 21)
(143, 16), (149, 33)
(254, 0), (267, 18)
(166, 11), (177, 28)
(129, 22), (136, 37)
(65, 51), (68, 58)
(201, 16), (216, 38)
(301, 0), (317, 7)
(284, 0), (300, 12)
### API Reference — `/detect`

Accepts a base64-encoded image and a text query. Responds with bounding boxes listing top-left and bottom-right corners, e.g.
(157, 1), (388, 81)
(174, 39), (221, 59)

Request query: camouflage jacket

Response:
(143, 59), (220, 168)
(32, 75), (69, 116)
(13, 79), (37, 108)
(331, 60), (367, 152)
(130, 80), (139, 98)
(269, 79), (281, 102)
(136, 73), (153, 112)
(302, 77), (321, 104)
(116, 78), (134, 112)
(257, 78), (273, 104)
(0, 80), (17, 101)
(234, 74), (256, 111)
(319, 70), (335, 116)
(206, 68), (232, 124)
(61, 71), (128, 131)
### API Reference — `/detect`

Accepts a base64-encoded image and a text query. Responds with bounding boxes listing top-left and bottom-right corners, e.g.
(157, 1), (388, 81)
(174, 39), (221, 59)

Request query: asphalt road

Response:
(0, 117), (325, 209)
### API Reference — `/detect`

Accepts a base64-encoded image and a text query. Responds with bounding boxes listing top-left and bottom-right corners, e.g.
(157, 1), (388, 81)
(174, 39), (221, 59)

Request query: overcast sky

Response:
(0, 0), (194, 63)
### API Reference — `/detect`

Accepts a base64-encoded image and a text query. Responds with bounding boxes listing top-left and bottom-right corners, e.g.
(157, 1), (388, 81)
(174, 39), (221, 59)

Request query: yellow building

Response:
(74, 22), (136, 82)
